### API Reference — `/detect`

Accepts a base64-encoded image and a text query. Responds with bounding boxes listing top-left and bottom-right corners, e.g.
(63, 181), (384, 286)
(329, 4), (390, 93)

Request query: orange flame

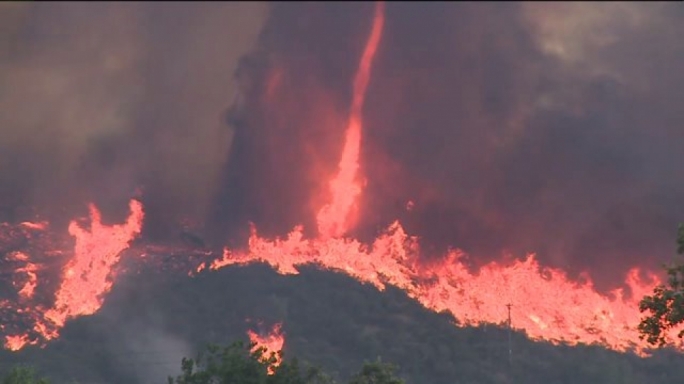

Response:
(1, 1), (680, 361)
(209, 222), (680, 355)
(44, 199), (143, 328)
(4, 334), (34, 352)
(247, 323), (285, 375)
(8, 252), (39, 300)
(16, 261), (38, 300)
(3, 199), (144, 350)
(316, 1), (385, 239)
(19, 221), (48, 231)
(201, 1), (683, 355)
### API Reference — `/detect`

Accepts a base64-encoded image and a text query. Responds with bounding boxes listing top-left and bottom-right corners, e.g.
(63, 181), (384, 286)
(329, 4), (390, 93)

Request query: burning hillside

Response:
(1, 0), (684, 361)
(1, 201), (143, 350)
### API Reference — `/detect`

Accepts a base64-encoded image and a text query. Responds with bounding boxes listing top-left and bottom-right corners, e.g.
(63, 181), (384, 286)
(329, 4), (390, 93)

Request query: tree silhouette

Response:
(639, 224), (684, 346)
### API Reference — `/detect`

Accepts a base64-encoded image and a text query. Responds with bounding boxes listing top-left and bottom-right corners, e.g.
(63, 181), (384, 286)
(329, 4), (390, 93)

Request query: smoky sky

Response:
(0, 2), (265, 235)
(1, 2), (684, 290)
(213, 2), (684, 290)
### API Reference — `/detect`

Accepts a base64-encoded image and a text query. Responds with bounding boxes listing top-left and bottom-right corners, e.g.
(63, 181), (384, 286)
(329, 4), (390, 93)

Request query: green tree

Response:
(639, 224), (684, 346)
(168, 341), (332, 384)
(1, 367), (48, 384)
(169, 342), (405, 384)
(348, 361), (404, 384)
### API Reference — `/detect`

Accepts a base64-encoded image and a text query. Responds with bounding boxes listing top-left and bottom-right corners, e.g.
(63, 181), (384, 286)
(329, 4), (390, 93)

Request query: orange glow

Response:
(16, 264), (38, 300)
(8, 252), (38, 300)
(3, 199), (144, 350)
(247, 323), (285, 375)
(19, 221), (48, 231)
(208, 221), (681, 355)
(1, 1), (681, 361)
(316, 1), (385, 239)
(43, 199), (143, 328)
(199, 1), (684, 355)
(4, 334), (36, 351)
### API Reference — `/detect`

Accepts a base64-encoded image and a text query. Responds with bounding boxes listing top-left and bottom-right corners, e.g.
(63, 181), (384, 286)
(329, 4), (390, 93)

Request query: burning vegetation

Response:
(1, 1), (684, 373)
(247, 323), (285, 375)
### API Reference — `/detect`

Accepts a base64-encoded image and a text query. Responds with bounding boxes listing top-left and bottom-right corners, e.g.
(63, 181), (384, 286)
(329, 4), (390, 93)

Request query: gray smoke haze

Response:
(112, 319), (192, 383)
(215, 2), (684, 290)
(1, 2), (684, 291)
(0, 2), (265, 236)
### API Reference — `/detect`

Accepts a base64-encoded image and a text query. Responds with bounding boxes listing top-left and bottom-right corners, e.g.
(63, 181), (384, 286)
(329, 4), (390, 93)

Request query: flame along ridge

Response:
(201, 220), (682, 356)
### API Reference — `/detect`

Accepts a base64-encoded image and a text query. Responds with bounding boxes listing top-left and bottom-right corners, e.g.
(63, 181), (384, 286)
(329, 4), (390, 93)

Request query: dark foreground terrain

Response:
(2, 263), (684, 384)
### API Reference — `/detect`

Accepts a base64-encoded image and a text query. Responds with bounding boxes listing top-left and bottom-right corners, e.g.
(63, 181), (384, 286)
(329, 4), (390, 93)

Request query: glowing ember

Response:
(316, 1), (385, 239)
(19, 222), (48, 231)
(13, 254), (38, 300)
(247, 323), (285, 375)
(4, 334), (33, 352)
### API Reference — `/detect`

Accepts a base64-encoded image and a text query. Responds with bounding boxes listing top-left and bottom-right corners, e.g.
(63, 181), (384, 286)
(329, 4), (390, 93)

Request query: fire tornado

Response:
(2, 1), (684, 360)
(317, 1), (385, 239)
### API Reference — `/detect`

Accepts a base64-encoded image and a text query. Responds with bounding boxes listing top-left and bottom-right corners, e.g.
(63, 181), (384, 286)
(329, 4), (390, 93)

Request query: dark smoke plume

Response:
(0, 2), (265, 238)
(2, 2), (684, 291)
(215, 2), (684, 290)
(209, 2), (376, 243)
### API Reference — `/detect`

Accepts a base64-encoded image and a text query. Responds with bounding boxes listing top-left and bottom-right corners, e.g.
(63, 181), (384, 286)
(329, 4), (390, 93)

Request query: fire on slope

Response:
(316, 1), (385, 239)
(248, 323), (285, 375)
(0, 0), (681, 359)
(198, 0), (683, 356)
(1, 200), (143, 350)
(204, 222), (678, 355)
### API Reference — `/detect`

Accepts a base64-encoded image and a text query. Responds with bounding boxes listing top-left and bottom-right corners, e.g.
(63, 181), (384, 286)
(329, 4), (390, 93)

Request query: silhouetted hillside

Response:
(2, 264), (684, 384)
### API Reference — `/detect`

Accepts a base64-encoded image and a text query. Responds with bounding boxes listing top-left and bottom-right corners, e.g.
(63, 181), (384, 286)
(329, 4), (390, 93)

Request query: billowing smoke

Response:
(0, 2), (265, 238)
(2, 2), (684, 292)
(208, 2), (376, 244)
(213, 2), (684, 290)
(111, 319), (192, 383)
